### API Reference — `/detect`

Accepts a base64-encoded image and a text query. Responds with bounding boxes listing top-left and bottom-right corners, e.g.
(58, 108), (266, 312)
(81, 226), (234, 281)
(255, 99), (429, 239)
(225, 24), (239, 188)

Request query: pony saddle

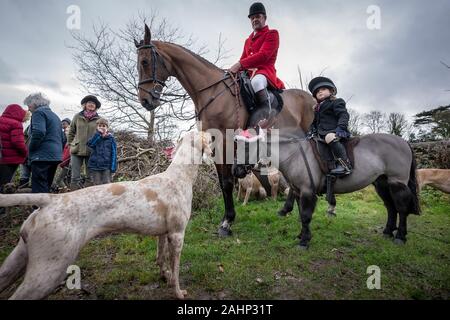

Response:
(310, 137), (359, 176)
(309, 137), (359, 204)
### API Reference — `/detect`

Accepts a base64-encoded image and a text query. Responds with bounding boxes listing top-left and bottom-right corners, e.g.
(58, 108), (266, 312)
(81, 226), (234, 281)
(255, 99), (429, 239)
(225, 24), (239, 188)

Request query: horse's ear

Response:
(134, 38), (141, 48)
(144, 24), (151, 45)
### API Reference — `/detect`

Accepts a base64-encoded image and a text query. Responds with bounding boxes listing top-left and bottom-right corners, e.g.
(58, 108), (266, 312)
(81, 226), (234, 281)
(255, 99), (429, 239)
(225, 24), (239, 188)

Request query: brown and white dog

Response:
(238, 172), (267, 206)
(417, 169), (450, 194)
(0, 131), (212, 300)
(255, 160), (290, 199)
(237, 164), (289, 206)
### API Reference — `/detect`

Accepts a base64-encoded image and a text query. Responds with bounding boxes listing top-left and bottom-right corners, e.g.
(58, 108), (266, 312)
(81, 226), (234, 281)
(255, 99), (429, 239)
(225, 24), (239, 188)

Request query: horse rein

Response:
(196, 71), (243, 130)
(137, 44), (169, 102)
(272, 136), (317, 193)
(137, 42), (242, 128)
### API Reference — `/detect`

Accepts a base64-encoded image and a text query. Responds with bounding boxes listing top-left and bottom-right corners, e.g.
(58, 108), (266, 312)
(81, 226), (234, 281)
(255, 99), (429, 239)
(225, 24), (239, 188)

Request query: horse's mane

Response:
(168, 42), (223, 72)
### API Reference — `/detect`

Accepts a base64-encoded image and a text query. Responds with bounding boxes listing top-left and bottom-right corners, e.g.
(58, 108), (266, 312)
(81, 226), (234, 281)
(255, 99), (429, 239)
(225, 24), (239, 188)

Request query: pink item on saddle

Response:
(234, 127), (266, 143)
(241, 129), (252, 139)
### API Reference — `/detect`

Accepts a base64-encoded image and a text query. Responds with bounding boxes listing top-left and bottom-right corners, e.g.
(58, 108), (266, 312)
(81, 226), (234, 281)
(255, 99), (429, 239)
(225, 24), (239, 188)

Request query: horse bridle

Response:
(137, 43), (169, 102)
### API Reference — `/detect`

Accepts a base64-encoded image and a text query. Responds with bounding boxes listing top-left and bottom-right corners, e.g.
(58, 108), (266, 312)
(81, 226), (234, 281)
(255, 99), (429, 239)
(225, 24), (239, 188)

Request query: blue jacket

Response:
(87, 132), (117, 173)
(28, 106), (64, 163)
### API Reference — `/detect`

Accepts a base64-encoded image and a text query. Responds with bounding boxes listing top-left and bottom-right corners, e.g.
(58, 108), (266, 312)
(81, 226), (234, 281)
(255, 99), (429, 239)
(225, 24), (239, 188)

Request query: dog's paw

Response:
(176, 289), (188, 299)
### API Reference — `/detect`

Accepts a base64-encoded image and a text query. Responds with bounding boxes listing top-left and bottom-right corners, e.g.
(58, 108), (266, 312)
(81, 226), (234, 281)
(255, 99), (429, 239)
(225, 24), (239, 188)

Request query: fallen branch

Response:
(118, 148), (155, 163)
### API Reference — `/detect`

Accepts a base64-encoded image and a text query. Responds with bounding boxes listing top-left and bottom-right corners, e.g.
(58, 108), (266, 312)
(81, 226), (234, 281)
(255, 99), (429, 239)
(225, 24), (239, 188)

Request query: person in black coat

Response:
(307, 77), (352, 175)
(23, 92), (64, 193)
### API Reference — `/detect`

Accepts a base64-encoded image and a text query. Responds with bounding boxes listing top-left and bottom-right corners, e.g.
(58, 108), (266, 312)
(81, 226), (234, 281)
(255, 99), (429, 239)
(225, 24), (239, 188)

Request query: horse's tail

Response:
(407, 144), (421, 215)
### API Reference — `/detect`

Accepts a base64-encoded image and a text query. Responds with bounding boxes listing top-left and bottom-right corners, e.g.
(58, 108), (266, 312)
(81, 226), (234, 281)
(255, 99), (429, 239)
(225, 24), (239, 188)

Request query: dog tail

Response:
(0, 193), (53, 207)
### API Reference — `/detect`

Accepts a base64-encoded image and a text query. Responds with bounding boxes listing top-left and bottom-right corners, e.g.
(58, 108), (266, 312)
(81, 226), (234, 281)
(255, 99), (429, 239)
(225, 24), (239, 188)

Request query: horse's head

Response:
(135, 24), (171, 112)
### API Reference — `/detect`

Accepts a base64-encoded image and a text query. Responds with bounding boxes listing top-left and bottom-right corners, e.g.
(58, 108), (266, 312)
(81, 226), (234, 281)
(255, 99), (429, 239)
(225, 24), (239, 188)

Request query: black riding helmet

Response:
(308, 77), (337, 98)
(248, 2), (266, 17)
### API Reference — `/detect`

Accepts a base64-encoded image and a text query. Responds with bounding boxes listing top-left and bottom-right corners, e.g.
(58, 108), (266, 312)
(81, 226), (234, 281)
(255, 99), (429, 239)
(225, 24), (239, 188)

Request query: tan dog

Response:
(256, 160), (289, 199)
(417, 169), (450, 194)
(0, 131), (212, 300)
(238, 172), (267, 206)
(266, 167), (282, 199)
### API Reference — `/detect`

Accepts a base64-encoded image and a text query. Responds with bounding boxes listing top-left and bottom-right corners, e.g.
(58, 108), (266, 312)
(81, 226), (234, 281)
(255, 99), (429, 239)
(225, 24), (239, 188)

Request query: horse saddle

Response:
(309, 137), (360, 175)
(239, 71), (284, 116)
(309, 137), (360, 204)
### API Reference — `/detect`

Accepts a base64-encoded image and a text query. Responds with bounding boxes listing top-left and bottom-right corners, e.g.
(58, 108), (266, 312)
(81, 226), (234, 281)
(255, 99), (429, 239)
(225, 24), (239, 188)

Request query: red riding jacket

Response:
(239, 25), (285, 90)
(0, 104), (28, 165)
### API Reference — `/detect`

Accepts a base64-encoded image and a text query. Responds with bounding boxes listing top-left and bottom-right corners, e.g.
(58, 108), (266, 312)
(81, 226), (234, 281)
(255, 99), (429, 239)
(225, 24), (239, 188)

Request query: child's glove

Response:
(98, 128), (108, 137)
(336, 127), (349, 138)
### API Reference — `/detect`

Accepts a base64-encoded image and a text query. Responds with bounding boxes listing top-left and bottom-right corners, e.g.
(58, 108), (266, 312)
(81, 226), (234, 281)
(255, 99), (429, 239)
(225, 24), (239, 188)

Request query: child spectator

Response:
(87, 118), (117, 185)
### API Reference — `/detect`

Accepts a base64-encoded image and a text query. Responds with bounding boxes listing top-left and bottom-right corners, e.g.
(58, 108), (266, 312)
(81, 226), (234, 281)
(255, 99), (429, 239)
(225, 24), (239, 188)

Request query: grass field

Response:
(0, 186), (449, 300)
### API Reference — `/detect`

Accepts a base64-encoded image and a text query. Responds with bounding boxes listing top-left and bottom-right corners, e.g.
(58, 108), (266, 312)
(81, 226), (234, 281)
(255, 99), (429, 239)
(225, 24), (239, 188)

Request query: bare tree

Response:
(363, 110), (387, 133)
(296, 66), (329, 92)
(387, 112), (409, 137)
(69, 12), (230, 144)
(347, 108), (363, 136)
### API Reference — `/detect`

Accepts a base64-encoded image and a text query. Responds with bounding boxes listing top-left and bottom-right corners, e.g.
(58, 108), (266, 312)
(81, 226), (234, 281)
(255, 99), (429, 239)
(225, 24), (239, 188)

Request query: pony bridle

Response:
(137, 43), (168, 106)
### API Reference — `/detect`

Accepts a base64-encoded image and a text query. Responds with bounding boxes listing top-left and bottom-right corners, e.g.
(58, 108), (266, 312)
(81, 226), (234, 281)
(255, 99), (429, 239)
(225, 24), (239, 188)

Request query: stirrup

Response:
(331, 159), (352, 176)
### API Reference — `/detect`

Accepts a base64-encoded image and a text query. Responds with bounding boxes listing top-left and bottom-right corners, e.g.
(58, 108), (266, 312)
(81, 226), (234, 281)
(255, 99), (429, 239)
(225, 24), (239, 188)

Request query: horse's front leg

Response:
(297, 192), (318, 249)
(216, 164), (236, 237)
(278, 187), (296, 217)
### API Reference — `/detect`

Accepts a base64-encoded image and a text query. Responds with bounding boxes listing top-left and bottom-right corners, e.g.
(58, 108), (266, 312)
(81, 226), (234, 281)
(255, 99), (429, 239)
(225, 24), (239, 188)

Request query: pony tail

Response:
(407, 144), (421, 215)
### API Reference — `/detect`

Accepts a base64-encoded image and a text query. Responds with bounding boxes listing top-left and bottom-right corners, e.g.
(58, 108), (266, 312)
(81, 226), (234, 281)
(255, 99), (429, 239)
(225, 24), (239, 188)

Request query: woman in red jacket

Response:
(0, 104), (29, 192)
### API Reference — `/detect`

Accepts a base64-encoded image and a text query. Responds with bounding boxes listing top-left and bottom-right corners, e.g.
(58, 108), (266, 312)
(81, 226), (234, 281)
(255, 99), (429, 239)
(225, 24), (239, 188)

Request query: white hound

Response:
(0, 131), (212, 300)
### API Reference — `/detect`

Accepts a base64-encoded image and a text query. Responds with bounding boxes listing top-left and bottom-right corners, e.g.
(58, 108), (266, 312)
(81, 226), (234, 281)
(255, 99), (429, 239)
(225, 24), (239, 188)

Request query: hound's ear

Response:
(134, 38), (141, 48)
(144, 24), (151, 45)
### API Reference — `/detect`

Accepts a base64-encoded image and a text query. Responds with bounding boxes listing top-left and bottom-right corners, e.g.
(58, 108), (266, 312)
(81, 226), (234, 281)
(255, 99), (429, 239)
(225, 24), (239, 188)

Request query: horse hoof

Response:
(278, 210), (288, 217)
(298, 242), (309, 250)
(393, 238), (406, 245)
(327, 211), (336, 218)
(383, 233), (394, 239)
(218, 227), (232, 237)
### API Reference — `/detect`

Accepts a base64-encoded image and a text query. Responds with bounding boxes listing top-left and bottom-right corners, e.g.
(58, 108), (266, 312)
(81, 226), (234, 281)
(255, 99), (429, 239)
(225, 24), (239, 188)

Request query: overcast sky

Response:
(0, 0), (449, 122)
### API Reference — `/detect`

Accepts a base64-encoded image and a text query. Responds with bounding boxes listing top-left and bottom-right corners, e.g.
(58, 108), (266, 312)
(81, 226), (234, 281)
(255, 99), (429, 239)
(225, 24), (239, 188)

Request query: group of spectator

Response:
(0, 93), (117, 214)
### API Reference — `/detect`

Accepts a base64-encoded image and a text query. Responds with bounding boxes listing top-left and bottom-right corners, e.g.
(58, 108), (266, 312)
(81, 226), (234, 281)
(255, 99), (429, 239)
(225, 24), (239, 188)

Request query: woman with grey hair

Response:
(24, 93), (64, 194)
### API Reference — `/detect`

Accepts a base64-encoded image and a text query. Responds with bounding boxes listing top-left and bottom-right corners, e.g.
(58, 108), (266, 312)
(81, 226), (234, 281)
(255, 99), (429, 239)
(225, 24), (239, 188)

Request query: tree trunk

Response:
(147, 110), (155, 146)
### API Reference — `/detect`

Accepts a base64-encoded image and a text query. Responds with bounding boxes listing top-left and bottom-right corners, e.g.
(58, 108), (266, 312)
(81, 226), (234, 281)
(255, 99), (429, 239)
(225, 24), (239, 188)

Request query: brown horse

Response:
(135, 24), (314, 235)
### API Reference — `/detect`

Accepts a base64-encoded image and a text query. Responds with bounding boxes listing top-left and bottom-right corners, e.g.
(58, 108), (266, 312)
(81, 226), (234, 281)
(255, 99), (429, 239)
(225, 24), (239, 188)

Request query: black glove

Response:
(336, 127), (349, 138)
(306, 130), (316, 139)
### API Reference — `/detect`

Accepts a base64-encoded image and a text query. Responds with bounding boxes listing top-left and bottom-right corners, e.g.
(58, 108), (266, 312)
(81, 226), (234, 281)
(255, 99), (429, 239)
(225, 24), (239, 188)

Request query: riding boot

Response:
(329, 140), (352, 176)
(248, 89), (278, 129)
